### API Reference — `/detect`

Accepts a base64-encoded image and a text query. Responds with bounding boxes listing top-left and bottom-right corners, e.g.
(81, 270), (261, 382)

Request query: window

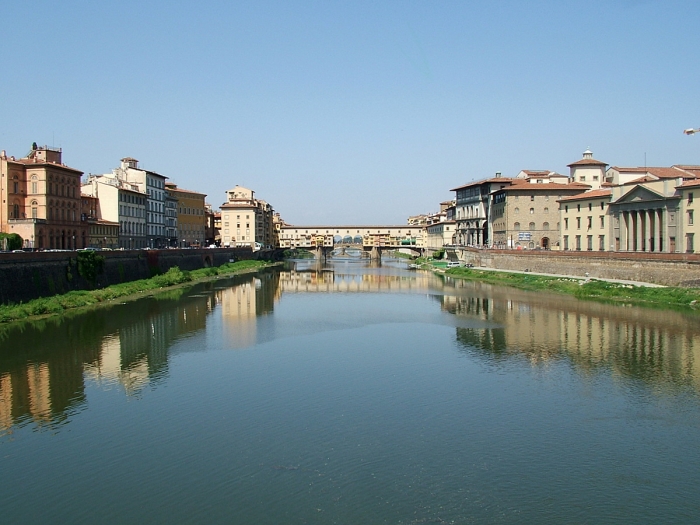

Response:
(563, 235), (569, 250)
(575, 235), (581, 250)
(544, 207), (549, 214)
(576, 217), (581, 229)
(600, 216), (605, 228)
(599, 235), (605, 251)
(529, 222), (535, 230)
(530, 195), (535, 201)
(543, 222), (550, 230)
(514, 222), (521, 230)
(587, 235), (593, 250)
(587, 216), (592, 229)
(580, 176), (586, 182)
(564, 218), (569, 229)
(690, 193), (694, 204)
(687, 233), (694, 253)
(514, 207), (519, 214)
(601, 202), (605, 210)
(529, 208), (534, 214)
(588, 203), (592, 211)
(577, 204), (581, 212)
(689, 210), (694, 226)
(565, 205), (568, 212)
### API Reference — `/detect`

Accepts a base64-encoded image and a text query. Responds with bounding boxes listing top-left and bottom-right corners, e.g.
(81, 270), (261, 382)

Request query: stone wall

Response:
(0, 247), (273, 305)
(450, 247), (700, 287)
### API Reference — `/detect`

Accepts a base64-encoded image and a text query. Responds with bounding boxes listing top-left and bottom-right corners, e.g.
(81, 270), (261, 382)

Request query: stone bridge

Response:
(278, 224), (424, 260)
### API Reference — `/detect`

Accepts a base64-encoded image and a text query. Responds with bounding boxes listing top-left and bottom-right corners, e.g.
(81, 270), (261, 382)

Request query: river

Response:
(1, 257), (699, 524)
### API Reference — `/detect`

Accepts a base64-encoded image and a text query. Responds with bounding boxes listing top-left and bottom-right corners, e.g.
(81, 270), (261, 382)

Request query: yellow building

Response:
(220, 186), (275, 248)
(166, 182), (207, 247)
(559, 189), (612, 251)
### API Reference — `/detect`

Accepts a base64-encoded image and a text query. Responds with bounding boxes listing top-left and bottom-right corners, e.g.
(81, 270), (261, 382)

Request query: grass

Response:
(0, 260), (272, 324)
(443, 267), (700, 310)
(387, 251), (414, 260)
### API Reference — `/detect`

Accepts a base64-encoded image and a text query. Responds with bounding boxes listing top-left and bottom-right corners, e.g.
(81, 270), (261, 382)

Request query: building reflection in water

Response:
(439, 277), (700, 391)
(0, 284), (215, 434)
(2, 264), (700, 434)
(218, 272), (280, 349)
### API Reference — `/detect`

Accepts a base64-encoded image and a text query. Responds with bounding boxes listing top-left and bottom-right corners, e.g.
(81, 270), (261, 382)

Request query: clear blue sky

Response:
(2, 0), (700, 225)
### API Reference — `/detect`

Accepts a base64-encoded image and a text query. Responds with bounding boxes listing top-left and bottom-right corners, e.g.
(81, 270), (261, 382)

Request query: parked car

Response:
(446, 261), (462, 268)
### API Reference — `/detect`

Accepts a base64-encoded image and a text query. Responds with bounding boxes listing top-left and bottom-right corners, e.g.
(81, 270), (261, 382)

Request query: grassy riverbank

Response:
(0, 260), (272, 324)
(443, 267), (700, 309)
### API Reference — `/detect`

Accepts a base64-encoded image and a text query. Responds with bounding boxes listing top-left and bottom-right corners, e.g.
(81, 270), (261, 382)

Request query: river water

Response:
(1, 258), (700, 524)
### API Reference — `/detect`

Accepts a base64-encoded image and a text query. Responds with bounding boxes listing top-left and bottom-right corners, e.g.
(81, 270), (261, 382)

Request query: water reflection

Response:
(2, 260), (700, 436)
(439, 277), (700, 391)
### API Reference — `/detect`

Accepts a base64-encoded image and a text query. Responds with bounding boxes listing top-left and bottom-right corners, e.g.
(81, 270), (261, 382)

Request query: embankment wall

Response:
(451, 248), (700, 287)
(0, 248), (273, 304)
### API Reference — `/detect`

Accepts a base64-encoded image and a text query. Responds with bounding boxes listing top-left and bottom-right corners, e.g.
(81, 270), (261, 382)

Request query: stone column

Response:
(635, 210), (642, 251)
(621, 211), (628, 251)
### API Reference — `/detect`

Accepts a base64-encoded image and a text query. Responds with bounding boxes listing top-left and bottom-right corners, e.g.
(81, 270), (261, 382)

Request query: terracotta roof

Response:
(567, 157), (608, 167)
(677, 179), (700, 188)
(501, 181), (590, 192)
(167, 186), (206, 196)
(649, 167), (694, 179)
(611, 166), (700, 180)
(558, 189), (612, 202)
(450, 177), (513, 192)
(281, 225), (422, 229)
(520, 170), (552, 176)
(625, 175), (657, 184)
(10, 157), (83, 174)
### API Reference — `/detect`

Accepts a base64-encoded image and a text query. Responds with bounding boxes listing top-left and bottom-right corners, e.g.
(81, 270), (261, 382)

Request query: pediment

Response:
(613, 185), (666, 204)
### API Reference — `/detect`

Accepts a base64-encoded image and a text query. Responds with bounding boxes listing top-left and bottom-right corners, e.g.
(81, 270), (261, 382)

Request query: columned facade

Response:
(615, 203), (677, 253)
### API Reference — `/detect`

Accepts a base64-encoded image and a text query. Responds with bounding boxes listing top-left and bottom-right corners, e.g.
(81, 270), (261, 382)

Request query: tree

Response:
(0, 233), (23, 251)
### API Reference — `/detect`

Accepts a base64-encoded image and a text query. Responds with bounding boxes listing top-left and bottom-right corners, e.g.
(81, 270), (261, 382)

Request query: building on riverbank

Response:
(166, 182), (207, 248)
(1, 144), (87, 250)
(82, 173), (147, 249)
(219, 186), (275, 248)
(490, 174), (589, 250)
(559, 164), (700, 253)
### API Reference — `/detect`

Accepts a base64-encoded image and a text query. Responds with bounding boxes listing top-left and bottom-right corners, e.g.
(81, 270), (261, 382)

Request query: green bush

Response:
(77, 250), (105, 286)
(0, 233), (23, 251)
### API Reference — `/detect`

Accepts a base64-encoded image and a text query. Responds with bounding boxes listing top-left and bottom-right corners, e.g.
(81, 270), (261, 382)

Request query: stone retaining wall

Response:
(0, 248), (273, 305)
(449, 247), (700, 287)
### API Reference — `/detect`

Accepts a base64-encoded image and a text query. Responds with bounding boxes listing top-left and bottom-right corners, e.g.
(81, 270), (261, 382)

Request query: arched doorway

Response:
(541, 237), (550, 250)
